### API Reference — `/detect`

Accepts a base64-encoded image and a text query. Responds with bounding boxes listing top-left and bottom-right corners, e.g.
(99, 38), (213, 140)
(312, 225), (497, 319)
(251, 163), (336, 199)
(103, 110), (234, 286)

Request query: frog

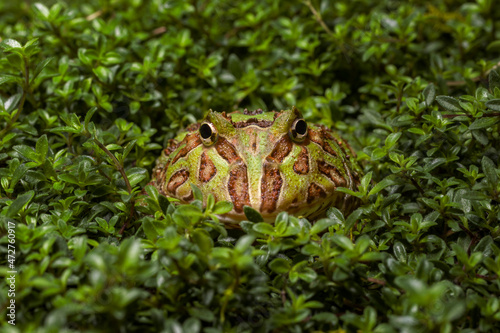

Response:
(150, 107), (362, 225)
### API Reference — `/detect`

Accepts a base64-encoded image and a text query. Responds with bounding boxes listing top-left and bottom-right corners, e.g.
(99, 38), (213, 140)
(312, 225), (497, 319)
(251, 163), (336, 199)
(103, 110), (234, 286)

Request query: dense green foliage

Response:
(1, 0), (500, 332)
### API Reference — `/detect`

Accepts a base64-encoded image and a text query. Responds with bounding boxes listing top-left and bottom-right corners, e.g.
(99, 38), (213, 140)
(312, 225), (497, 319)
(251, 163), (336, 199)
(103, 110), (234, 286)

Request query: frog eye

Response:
(199, 122), (218, 146)
(290, 118), (308, 142)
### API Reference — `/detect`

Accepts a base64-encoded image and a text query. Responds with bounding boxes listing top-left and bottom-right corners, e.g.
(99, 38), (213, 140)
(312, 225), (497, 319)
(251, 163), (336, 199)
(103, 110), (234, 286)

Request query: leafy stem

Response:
(304, 0), (349, 58)
(0, 55), (30, 137)
(441, 112), (500, 118)
(303, 0), (332, 35)
(92, 137), (133, 194)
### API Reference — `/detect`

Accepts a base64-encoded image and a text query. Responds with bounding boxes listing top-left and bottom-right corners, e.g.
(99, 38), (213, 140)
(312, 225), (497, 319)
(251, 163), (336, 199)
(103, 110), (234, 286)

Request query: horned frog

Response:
(150, 107), (361, 225)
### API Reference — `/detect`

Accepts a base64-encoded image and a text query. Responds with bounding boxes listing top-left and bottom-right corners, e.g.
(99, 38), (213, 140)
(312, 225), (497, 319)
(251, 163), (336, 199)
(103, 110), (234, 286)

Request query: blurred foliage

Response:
(1, 0), (500, 331)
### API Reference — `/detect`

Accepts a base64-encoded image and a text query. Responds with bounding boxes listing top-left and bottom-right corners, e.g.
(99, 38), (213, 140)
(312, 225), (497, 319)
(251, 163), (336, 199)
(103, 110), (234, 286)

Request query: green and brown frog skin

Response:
(150, 107), (361, 225)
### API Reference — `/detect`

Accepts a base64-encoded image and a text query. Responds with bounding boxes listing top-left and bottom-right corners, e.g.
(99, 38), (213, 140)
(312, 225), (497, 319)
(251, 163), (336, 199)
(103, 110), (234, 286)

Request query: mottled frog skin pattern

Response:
(151, 107), (361, 224)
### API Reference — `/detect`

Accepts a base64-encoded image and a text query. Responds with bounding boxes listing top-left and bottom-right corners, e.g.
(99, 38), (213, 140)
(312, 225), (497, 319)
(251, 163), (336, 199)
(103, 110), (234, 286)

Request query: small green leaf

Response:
(393, 241), (407, 263)
(228, 54), (243, 78)
(176, 205), (203, 219)
(451, 243), (468, 266)
(472, 129), (489, 146)
(269, 258), (291, 274)
(485, 99), (500, 111)
(310, 218), (337, 235)
(469, 117), (500, 130)
(332, 234), (354, 251)
(188, 307), (215, 322)
(32, 57), (53, 82)
(70, 236), (87, 261)
(105, 144), (122, 150)
(424, 157), (446, 172)
(371, 147), (386, 160)
(191, 184), (203, 201)
(158, 195), (170, 214)
(243, 205), (264, 222)
(117, 239), (141, 272)
(206, 193), (215, 212)
(385, 132), (402, 149)
(58, 173), (79, 184)
(360, 171), (373, 191)
(122, 140), (136, 160)
(0, 75), (17, 86)
(481, 156), (498, 185)
(0, 39), (22, 51)
(436, 96), (463, 113)
(126, 167), (147, 186)
(235, 235), (255, 252)
(13, 145), (39, 162)
(423, 83), (436, 107)
(327, 207), (346, 224)
(144, 185), (159, 202)
(7, 190), (35, 217)
(142, 220), (159, 241)
(10, 164), (27, 189)
(394, 276), (426, 294)
(92, 66), (112, 83)
(35, 134), (49, 162)
(212, 201), (233, 215)
(253, 222), (275, 235)
(368, 178), (396, 196)
(487, 41), (500, 51)
(33, 3), (50, 19)
(313, 312), (338, 325)
(84, 106), (97, 131)
(191, 229), (212, 253)
(345, 208), (364, 231)
(360, 251), (385, 261)
(489, 70), (500, 92)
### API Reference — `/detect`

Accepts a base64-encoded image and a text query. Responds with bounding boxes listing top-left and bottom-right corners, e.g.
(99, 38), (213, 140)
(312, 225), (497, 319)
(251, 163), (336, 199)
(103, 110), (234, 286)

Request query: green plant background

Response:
(1, 0), (500, 332)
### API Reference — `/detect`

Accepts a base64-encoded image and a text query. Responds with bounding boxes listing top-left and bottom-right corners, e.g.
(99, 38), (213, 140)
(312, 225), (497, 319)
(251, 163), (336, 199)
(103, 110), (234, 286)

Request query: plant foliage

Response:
(1, 0), (500, 332)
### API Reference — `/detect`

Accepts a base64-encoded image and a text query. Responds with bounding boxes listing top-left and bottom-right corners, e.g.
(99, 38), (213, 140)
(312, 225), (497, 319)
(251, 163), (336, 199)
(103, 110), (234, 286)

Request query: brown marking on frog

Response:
(290, 197), (300, 208)
(343, 139), (358, 160)
(233, 118), (274, 128)
(309, 129), (338, 157)
(260, 163), (283, 213)
(221, 111), (231, 121)
(171, 133), (202, 165)
(182, 190), (194, 202)
(243, 108), (264, 115)
(318, 125), (334, 139)
(185, 122), (201, 132)
(199, 151), (217, 182)
(150, 167), (168, 196)
(317, 160), (346, 187)
(228, 164), (250, 213)
(293, 147), (309, 174)
(167, 169), (189, 194)
(249, 132), (258, 154)
(164, 139), (180, 156)
(351, 170), (361, 187)
(307, 183), (326, 204)
(215, 137), (241, 163)
(267, 135), (293, 163)
(155, 167), (168, 194)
